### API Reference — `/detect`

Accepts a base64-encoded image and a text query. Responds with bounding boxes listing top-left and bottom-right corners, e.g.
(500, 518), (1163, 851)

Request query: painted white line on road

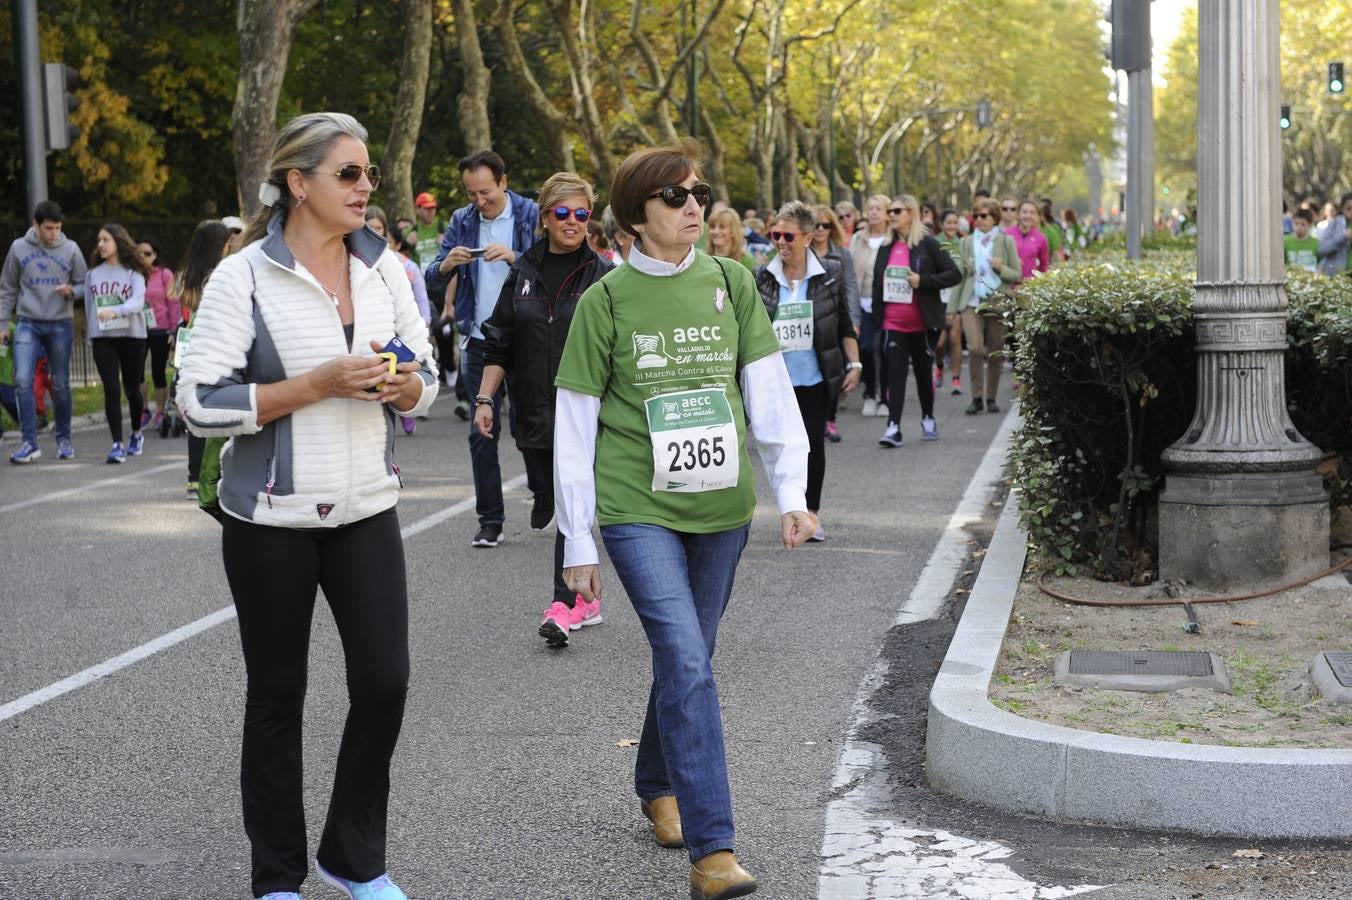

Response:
(817, 405), (1103, 900)
(0, 461), (182, 515)
(894, 409), (1018, 625)
(0, 474), (527, 724)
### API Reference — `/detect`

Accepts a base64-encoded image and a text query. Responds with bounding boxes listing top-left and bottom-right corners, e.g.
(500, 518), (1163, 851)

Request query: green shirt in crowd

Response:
(415, 221), (444, 270)
(1284, 235), (1319, 273)
(1040, 222), (1064, 262)
(554, 252), (781, 534)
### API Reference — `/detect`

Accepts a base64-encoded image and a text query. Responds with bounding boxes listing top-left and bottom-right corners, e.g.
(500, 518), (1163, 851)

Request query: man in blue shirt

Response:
(425, 151), (539, 547)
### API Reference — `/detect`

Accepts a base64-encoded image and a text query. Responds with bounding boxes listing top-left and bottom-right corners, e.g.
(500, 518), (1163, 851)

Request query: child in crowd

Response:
(1284, 208), (1319, 273)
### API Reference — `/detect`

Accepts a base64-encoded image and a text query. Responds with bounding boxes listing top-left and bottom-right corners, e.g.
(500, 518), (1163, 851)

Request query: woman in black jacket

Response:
(755, 201), (861, 542)
(870, 194), (961, 447)
(475, 172), (613, 646)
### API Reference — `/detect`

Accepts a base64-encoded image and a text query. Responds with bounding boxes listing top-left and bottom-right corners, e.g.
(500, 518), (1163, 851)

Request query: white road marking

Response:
(818, 406), (1105, 899)
(0, 461), (182, 515)
(0, 473), (528, 724)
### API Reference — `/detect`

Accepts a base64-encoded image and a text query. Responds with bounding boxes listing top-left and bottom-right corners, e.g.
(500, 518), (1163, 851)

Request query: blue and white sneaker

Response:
(9, 440), (41, 464)
(260, 894), (303, 899)
(315, 861), (408, 900)
(127, 431), (145, 456)
(921, 416), (939, 441)
(106, 442), (127, 464)
(56, 437), (75, 459)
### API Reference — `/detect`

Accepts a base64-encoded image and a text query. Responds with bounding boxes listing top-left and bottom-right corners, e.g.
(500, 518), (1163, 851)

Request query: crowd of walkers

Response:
(2, 109), (1111, 900)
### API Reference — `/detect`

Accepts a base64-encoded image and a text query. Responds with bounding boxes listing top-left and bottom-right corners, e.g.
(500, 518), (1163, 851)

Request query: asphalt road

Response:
(0, 384), (1012, 900)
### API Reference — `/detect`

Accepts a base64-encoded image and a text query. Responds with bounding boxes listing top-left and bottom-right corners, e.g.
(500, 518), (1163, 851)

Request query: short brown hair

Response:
(608, 140), (703, 238)
(974, 198), (1000, 220)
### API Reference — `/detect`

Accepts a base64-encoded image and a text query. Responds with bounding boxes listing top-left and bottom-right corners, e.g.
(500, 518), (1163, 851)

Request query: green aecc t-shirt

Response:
(554, 252), (781, 533)
(1283, 235), (1319, 273)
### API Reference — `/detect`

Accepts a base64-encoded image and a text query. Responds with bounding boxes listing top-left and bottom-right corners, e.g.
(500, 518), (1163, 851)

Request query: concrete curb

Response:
(926, 498), (1352, 839)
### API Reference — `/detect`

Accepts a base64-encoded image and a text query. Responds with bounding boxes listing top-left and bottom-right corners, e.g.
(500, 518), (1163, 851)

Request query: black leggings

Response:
(794, 381), (830, 511)
(91, 337), (147, 443)
(221, 507), (409, 896)
(882, 329), (939, 424)
(146, 331), (171, 389)
(520, 445), (573, 605)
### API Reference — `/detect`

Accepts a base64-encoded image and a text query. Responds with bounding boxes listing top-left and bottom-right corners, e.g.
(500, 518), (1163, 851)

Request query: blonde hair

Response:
(865, 193), (892, 213)
(536, 172), (596, 236)
(890, 194), (926, 246)
(241, 112), (370, 245)
(707, 207), (747, 261)
(811, 204), (846, 247)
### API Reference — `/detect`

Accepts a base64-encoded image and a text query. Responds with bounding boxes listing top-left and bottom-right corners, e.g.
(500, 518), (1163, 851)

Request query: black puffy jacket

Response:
(869, 233), (962, 332)
(481, 241), (612, 449)
(753, 251), (853, 396)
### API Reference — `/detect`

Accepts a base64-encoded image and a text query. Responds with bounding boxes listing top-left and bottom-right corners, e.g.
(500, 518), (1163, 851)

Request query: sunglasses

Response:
(551, 206), (592, 222)
(887, 207), (906, 216)
(974, 212), (993, 220)
(321, 163), (381, 190)
(815, 222), (831, 230)
(649, 183), (713, 208)
(1001, 205), (1017, 212)
(767, 231), (799, 242)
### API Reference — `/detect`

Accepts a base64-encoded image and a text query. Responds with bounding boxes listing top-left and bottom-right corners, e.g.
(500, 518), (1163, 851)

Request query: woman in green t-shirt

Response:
(553, 142), (813, 900)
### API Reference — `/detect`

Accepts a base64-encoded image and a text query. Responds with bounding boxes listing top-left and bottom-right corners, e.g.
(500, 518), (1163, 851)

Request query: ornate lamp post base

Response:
(1156, 0), (1330, 590)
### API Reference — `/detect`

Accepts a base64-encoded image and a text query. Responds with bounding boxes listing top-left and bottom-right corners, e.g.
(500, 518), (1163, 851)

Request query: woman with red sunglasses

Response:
(474, 172), (613, 647)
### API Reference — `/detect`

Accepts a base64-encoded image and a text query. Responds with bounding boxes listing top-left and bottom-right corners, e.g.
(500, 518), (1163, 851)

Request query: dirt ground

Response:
(989, 568), (1352, 748)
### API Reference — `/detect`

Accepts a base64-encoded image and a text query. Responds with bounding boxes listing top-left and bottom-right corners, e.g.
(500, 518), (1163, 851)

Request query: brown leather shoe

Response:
(689, 850), (758, 900)
(641, 795), (684, 848)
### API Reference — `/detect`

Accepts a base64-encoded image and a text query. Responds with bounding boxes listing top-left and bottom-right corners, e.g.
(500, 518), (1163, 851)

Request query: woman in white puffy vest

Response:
(178, 112), (436, 900)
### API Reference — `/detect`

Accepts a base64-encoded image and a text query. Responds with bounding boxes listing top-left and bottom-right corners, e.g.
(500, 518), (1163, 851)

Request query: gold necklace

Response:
(288, 242), (346, 306)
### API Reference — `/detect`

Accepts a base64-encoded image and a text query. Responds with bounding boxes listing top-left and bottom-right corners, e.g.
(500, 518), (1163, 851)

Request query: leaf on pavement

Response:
(1231, 620), (1259, 626)
(1232, 848), (1265, 859)
(614, 739), (639, 748)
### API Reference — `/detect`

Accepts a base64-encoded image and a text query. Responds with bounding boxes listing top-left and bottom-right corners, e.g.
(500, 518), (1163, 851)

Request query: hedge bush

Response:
(1008, 261), (1352, 580)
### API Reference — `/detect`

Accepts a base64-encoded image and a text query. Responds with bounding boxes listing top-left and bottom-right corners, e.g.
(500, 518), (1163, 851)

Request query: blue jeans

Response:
(601, 521), (751, 862)
(460, 341), (504, 527)
(13, 318), (73, 445)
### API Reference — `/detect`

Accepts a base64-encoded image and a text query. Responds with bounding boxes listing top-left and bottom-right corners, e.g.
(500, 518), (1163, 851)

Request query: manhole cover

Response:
(1326, 652), (1352, 688)
(1068, 650), (1214, 677)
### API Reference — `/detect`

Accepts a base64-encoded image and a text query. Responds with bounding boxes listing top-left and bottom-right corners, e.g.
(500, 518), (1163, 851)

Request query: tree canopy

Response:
(0, 0), (1114, 223)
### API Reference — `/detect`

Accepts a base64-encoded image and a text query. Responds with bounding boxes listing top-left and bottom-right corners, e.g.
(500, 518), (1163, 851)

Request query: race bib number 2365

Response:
(644, 387), (740, 493)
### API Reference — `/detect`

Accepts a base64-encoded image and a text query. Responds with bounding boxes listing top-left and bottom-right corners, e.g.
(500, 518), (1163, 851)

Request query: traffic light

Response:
(1330, 62), (1345, 94)
(1110, 0), (1150, 72)
(41, 62), (79, 151)
(1280, 105), (1292, 130)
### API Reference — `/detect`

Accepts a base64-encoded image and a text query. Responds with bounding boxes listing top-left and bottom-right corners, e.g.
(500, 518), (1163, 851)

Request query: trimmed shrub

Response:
(1008, 262), (1352, 580)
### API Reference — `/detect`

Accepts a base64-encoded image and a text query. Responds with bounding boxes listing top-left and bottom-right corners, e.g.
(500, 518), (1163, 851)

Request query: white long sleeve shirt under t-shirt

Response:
(553, 242), (810, 569)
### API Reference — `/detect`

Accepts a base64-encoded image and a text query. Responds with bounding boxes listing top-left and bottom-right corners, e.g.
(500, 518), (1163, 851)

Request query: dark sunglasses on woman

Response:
(767, 231), (798, 242)
(551, 206), (592, 222)
(649, 183), (713, 208)
(324, 163), (381, 191)
(888, 207), (905, 215)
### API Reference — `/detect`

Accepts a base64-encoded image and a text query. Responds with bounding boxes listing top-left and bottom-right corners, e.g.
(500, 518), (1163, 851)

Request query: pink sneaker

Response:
(539, 601), (572, 647)
(568, 594), (602, 631)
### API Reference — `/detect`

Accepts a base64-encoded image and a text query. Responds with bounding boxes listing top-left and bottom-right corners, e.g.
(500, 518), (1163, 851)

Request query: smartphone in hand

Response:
(468, 248), (487, 260)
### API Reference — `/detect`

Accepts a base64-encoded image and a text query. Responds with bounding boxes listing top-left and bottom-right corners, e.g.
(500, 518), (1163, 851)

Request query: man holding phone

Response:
(424, 150), (539, 547)
(0, 200), (86, 464)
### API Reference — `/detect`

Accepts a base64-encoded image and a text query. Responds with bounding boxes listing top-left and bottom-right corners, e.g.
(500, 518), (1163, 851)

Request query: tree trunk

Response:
(495, 0), (575, 171)
(550, 0), (614, 185)
(232, 0), (319, 220)
(699, 106), (730, 204)
(454, 0), (493, 152)
(383, 0), (434, 221)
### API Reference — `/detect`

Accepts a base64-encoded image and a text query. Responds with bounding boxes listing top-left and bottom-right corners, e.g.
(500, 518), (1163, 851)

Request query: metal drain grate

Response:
(1068, 650), (1214, 677)
(1326, 652), (1352, 688)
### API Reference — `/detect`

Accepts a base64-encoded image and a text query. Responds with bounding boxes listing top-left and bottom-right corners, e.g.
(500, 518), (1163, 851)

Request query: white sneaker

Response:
(879, 423), (902, 447)
(861, 398), (877, 417)
(875, 402), (890, 418)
